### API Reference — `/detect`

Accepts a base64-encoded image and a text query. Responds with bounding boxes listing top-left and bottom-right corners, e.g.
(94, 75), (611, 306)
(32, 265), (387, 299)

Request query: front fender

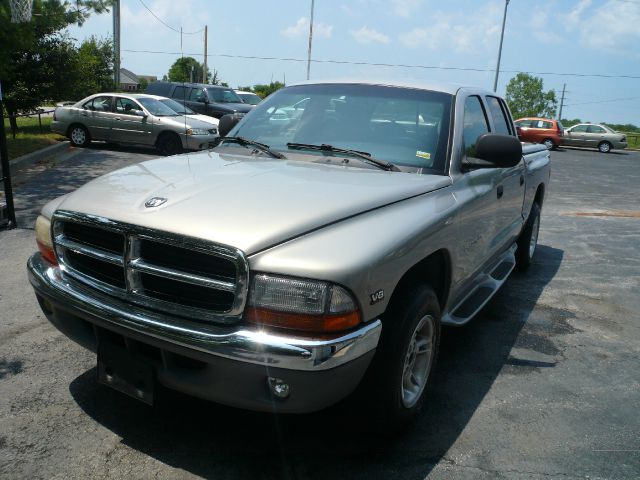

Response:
(247, 185), (457, 322)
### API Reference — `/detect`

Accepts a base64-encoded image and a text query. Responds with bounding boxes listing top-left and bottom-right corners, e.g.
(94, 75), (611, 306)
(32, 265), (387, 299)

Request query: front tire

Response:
(598, 141), (612, 153)
(68, 124), (90, 147)
(363, 285), (441, 428)
(516, 202), (541, 270)
(156, 132), (183, 156)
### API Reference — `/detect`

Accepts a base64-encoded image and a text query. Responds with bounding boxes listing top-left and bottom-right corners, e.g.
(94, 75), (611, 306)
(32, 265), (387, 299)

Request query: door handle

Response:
(114, 117), (121, 121)
(519, 175), (524, 186)
(497, 185), (504, 199)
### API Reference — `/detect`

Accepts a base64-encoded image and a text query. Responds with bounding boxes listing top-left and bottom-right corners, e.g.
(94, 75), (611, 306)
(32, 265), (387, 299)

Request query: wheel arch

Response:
(66, 122), (88, 137)
(534, 182), (545, 208)
(387, 249), (452, 313)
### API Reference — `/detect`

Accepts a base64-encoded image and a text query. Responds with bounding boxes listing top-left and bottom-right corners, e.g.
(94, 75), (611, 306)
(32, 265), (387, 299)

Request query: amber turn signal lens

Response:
(37, 239), (58, 265)
(245, 307), (361, 334)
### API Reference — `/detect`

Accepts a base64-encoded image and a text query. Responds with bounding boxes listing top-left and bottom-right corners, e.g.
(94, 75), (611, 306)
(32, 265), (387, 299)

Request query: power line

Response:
(564, 96), (640, 107)
(137, 0), (203, 35)
(121, 49), (640, 80)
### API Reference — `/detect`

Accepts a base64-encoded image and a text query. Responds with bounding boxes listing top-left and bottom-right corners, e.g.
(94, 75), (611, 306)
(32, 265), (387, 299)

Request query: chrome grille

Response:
(52, 210), (248, 323)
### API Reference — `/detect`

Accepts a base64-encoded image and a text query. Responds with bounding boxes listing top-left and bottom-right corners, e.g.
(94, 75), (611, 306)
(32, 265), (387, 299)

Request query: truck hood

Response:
(56, 151), (451, 254)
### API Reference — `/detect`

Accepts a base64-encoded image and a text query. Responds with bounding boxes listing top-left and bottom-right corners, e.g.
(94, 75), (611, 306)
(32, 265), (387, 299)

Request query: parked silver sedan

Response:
(51, 93), (219, 155)
(563, 123), (628, 153)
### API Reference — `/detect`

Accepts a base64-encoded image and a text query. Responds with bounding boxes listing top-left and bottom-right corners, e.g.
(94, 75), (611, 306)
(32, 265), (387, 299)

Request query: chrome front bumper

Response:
(27, 253), (381, 373)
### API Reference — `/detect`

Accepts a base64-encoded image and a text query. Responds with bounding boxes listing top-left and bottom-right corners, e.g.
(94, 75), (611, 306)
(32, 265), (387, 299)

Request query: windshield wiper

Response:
(220, 136), (285, 159)
(286, 143), (400, 171)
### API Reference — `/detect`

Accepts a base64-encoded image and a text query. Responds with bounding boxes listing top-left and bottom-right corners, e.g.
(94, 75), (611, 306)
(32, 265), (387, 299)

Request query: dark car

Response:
(146, 82), (253, 119)
(514, 117), (564, 150)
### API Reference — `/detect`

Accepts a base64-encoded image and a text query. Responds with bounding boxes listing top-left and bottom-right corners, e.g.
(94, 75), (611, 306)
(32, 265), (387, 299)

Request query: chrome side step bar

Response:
(442, 245), (517, 326)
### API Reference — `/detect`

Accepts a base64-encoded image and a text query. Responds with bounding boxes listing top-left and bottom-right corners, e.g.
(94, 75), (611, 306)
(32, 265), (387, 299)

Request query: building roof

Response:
(119, 68), (139, 85)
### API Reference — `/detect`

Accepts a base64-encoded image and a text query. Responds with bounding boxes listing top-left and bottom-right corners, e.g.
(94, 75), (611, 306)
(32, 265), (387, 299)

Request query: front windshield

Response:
(159, 98), (195, 115)
(229, 84), (452, 173)
(137, 98), (180, 116)
(207, 88), (243, 103)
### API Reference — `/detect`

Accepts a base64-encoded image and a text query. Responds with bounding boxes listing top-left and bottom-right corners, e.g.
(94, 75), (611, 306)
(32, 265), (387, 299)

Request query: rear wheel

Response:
(516, 202), (541, 270)
(156, 132), (183, 156)
(598, 141), (612, 153)
(68, 124), (90, 147)
(362, 285), (441, 429)
(542, 138), (555, 150)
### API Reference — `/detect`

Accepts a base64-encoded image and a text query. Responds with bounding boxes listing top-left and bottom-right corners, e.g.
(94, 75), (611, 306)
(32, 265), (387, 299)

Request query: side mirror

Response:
(134, 110), (147, 118)
(198, 97), (208, 103)
(463, 133), (522, 170)
(218, 113), (243, 138)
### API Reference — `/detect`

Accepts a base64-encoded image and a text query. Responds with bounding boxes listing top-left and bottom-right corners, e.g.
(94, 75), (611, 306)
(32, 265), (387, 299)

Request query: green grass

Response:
(622, 132), (640, 150)
(3, 115), (66, 161)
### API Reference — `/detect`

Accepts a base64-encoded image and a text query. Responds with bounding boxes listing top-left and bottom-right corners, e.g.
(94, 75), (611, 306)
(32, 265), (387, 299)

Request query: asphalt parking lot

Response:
(1, 145), (639, 479)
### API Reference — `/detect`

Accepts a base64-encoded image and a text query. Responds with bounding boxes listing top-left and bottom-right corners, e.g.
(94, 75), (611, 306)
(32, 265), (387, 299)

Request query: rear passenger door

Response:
(80, 95), (115, 141)
(586, 125), (606, 147)
(170, 85), (190, 109)
(484, 95), (526, 250)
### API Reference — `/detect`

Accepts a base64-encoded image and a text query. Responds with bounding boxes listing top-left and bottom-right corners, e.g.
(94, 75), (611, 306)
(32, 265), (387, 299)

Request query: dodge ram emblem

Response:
(144, 197), (168, 208)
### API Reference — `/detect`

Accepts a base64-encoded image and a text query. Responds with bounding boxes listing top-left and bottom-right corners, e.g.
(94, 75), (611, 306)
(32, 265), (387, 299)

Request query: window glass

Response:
(486, 96), (511, 135)
(230, 84), (453, 173)
(115, 97), (142, 114)
(572, 125), (588, 133)
(463, 96), (489, 158)
(542, 121), (553, 129)
(189, 88), (206, 102)
(171, 86), (188, 99)
(207, 88), (242, 103)
(237, 92), (262, 105)
(84, 96), (112, 112)
(588, 125), (605, 133)
(159, 98), (195, 115)
(137, 98), (179, 116)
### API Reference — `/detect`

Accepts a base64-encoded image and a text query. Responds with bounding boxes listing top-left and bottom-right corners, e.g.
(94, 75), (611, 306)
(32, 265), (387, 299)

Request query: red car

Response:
(514, 117), (564, 150)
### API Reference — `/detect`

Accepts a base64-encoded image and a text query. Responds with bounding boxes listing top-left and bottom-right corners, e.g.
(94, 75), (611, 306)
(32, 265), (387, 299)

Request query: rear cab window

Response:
(485, 96), (513, 135)
(171, 86), (188, 100)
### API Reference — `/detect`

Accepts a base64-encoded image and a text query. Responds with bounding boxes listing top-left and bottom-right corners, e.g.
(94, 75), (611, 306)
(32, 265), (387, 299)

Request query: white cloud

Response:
(281, 17), (332, 39)
(398, 2), (502, 53)
(566, 0), (640, 55)
(350, 26), (390, 45)
(391, 0), (423, 17)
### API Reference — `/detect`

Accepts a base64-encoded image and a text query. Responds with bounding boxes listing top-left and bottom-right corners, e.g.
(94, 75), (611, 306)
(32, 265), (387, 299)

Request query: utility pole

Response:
(203, 25), (208, 83)
(113, 0), (120, 89)
(558, 83), (566, 121)
(493, 0), (510, 92)
(306, 0), (315, 80)
(0, 81), (17, 229)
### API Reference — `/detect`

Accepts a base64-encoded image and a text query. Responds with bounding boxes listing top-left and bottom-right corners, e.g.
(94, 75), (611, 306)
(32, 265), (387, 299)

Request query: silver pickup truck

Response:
(28, 81), (550, 425)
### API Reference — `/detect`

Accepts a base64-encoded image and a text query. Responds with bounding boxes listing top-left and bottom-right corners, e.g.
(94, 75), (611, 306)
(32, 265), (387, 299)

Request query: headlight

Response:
(35, 215), (57, 265)
(186, 128), (210, 136)
(245, 274), (361, 334)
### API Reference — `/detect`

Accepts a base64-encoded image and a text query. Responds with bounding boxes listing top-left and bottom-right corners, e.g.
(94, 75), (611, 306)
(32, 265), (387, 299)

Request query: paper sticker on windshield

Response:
(416, 150), (431, 160)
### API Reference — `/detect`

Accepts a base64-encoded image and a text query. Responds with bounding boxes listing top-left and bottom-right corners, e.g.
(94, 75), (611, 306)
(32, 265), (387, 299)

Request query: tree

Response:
(252, 81), (285, 99)
(0, 0), (114, 130)
(74, 36), (114, 98)
(505, 73), (557, 119)
(138, 77), (148, 92)
(167, 57), (209, 83)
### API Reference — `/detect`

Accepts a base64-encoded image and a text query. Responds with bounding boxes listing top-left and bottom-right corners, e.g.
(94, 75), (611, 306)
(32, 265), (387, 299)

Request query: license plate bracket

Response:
(97, 342), (155, 405)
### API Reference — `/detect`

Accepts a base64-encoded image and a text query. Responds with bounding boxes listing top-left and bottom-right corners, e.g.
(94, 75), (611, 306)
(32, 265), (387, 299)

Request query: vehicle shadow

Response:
(69, 244), (563, 480)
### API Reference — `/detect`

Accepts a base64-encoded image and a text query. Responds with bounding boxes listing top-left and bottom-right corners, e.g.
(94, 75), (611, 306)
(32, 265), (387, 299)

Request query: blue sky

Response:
(67, 0), (640, 124)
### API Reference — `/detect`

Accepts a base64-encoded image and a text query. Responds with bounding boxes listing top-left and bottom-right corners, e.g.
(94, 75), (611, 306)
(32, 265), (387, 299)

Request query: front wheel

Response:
(598, 141), (612, 153)
(156, 132), (183, 156)
(516, 202), (541, 270)
(362, 285), (441, 428)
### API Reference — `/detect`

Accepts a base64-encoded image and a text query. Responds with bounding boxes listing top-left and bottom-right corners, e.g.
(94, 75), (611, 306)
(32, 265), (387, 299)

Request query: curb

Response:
(9, 141), (71, 173)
